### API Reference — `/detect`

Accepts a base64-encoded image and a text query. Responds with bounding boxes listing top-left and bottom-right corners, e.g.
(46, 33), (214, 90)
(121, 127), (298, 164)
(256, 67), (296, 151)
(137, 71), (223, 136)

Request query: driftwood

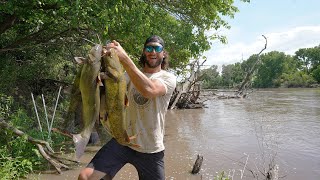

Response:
(191, 154), (204, 174)
(169, 59), (207, 109)
(0, 118), (75, 174)
(200, 35), (267, 100)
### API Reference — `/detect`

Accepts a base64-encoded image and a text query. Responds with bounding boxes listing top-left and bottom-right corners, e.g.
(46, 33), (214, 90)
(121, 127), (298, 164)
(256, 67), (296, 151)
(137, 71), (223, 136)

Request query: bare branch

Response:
(0, 118), (72, 173)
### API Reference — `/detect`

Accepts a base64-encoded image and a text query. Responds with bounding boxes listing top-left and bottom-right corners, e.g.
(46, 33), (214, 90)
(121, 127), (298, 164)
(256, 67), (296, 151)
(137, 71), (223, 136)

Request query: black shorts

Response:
(87, 138), (165, 180)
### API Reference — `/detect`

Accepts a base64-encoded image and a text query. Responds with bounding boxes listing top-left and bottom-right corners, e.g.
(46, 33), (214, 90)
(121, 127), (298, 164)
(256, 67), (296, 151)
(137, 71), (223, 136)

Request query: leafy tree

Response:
(253, 51), (287, 88)
(221, 64), (234, 88)
(220, 62), (245, 88)
(0, 0), (249, 64)
(280, 71), (316, 88)
(0, 0), (250, 96)
(200, 65), (221, 89)
(311, 65), (320, 83)
(232, 62), (245, 86)
(294, 45), (320, 73)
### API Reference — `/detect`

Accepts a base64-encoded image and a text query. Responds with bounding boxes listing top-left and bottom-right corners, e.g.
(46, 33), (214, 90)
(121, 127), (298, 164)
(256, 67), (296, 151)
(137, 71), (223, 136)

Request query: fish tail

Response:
(73, 134), (90, 161)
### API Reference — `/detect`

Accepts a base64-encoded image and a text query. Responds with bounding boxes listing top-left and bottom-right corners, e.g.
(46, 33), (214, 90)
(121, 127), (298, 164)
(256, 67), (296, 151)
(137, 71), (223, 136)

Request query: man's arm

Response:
(105, 41), (166, 99)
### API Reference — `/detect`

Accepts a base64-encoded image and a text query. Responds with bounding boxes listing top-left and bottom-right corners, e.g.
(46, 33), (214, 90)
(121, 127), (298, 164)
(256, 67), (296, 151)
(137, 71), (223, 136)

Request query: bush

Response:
(0, 94), (68, 178)
(0, 94), (13, 118)
(311, 65), (320, 83)
(0, 140), (36, 179)
(280, 71), (316, 88)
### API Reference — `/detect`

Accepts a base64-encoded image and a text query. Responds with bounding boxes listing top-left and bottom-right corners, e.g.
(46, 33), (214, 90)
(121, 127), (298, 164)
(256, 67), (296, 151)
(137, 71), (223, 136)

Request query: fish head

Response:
(88, 44), (103, 64)
(74, 44), (103, 65)
(104, 48), (121, 69)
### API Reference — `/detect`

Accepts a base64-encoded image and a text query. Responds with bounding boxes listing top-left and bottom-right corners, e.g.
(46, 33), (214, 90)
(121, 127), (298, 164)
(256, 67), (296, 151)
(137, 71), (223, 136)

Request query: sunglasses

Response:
(144, 45), (163, 53)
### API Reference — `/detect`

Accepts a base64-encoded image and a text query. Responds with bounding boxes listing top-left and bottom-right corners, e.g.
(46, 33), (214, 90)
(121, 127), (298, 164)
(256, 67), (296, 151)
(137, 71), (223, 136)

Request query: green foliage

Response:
(311, 65), (320, 83)
(0, 0), (247, 113)
(294, 45), (320, 73)
(0, 94), (14, 118)
(1, 0), (243, 71)
(253, 51), (288, 88)
(280, 71), (316, 88)
(0, 135), (39, 179)
(0, 96), (67, 178)
(0, 147), (33, 179)
(221, 64), (234, 87)
(200, 65), (222, 89)
(200, 46), (319, 89)
(220, 63), (244, 88)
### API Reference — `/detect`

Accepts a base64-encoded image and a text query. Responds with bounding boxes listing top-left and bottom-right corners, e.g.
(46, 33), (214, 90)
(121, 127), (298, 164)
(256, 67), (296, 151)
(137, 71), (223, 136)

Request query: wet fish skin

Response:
(101, 48), (132, 146)
(73, 44), (102, 160)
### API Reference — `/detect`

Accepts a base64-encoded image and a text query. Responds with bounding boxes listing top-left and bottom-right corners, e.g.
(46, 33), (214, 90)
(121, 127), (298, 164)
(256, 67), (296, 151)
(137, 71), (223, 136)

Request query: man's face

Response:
(144, 42), (164, 68)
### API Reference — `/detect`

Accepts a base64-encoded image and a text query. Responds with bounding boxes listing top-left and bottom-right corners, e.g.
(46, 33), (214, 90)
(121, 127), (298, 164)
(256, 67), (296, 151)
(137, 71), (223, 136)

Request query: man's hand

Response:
(103, 40), (131, 65)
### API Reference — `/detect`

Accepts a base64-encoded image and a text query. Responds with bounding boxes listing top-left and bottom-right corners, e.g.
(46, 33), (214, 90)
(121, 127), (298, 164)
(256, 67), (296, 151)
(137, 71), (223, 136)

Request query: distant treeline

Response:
(200, 45), (320, 89)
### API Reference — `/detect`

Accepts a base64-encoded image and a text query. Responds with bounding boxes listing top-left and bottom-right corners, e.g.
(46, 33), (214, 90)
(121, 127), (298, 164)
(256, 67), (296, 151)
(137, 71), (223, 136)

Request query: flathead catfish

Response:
(101, 48), (138, 147)
(73, 44), (102, 160)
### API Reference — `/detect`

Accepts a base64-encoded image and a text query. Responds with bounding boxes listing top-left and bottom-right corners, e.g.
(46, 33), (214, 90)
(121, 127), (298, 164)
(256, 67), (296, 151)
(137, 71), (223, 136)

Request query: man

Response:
(78, 35), (176, 180)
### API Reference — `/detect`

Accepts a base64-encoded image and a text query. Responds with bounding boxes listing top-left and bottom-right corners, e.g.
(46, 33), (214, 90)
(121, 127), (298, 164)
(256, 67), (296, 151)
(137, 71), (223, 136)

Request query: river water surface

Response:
(163, 88), (320, 180)
(29, 88), (320, 180)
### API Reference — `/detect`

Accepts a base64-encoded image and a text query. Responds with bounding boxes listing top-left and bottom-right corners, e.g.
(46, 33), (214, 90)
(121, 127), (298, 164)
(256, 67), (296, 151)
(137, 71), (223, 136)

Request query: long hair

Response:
(139, 35), (169, 70)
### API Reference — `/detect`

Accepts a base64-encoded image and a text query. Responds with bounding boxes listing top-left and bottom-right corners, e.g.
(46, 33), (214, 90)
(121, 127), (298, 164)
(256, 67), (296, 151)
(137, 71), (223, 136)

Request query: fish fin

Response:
(88, 54), (95, 62)
(128, 134), (139, 141)
(123, 131), (141, 148)
(74, 57), (86, 64)
(99, 72), (108, 80)
(73, 133), (90, 161)
(97, 74), (103, 86)
(124, 130), (130, 142)
(124, 94), (129, 106)
(128, 143), (141, 148)
(105, 70), (119, 82)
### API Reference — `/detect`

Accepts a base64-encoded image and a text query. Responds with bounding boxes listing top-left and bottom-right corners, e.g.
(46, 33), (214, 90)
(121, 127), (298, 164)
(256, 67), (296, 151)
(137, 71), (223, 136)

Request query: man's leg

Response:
(131, 151), (165, 180)
(78, 168), (111, 180)
(78, 138), (132, 180)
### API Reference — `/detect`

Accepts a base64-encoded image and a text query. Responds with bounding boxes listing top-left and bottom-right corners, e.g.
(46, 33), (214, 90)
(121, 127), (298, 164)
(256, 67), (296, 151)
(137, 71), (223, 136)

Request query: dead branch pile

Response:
(0, 118), (77, 174)
(169, 59), (207, 109)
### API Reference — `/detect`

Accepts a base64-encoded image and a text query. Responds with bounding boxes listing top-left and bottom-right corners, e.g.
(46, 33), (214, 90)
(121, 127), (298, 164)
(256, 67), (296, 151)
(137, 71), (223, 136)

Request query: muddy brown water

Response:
(28, 88), (320, 180)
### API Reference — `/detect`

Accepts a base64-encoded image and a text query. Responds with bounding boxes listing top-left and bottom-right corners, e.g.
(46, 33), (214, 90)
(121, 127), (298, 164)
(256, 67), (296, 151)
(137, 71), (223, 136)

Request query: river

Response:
(29, 88), (320, 180)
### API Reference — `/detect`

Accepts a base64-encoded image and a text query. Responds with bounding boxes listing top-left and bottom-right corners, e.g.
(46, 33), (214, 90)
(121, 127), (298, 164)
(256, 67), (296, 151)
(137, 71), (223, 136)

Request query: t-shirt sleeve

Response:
(156, 73), (176, 96)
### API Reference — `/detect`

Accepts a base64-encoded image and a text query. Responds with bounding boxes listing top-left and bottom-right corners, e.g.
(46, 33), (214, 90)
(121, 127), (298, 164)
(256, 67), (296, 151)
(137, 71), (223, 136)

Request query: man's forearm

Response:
(122, 58), (161, 99)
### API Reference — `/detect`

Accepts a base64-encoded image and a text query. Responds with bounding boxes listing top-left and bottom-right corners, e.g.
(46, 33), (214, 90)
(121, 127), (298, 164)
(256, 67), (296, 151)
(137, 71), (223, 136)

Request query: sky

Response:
(203, 0), (320, 71)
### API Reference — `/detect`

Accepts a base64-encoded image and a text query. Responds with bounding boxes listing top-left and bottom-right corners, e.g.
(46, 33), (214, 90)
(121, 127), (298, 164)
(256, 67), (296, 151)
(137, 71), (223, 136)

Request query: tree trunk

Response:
(237, 35), (267, 96)
(170, 59), (206, 109)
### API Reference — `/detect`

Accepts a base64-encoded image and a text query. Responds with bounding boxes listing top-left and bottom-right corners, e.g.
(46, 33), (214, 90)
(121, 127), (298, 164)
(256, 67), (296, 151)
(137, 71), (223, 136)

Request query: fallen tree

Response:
(169, 59), (207, 109)
(236, 35), (267, 97)
(201, 35), (267, 99)
(0, 118), (77, 174)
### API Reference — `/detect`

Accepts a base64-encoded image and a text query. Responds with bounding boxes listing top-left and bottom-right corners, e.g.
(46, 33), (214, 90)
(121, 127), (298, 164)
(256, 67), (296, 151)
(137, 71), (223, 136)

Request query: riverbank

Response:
(27, 146), (141, 180)
(28, 142), (203, 180)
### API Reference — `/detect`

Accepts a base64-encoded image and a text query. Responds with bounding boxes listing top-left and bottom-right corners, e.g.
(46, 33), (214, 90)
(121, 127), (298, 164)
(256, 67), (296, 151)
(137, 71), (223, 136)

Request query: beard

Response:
(145, 57), (163, 68)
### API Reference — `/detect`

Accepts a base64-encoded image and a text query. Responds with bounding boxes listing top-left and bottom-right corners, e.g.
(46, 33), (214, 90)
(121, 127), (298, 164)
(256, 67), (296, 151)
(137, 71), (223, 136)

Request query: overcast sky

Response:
(203, 0), (320, 70)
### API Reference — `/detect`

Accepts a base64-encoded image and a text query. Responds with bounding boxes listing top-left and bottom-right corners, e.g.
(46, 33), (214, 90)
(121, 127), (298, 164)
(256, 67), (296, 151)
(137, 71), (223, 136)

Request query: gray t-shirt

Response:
(125, 70), (176, 153)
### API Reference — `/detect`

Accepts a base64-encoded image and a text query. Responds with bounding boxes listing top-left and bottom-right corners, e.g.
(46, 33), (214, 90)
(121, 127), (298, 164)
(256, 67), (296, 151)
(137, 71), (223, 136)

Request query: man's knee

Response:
(78, 168), (93, 180)
(78, 168), (111, 180)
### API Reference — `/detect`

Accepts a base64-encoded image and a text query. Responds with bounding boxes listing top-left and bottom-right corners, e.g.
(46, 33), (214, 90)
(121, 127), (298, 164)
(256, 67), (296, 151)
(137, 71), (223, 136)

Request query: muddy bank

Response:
(28, 143), (201, 180)
(28, 110), (203, 179)
(27, 145), (141, 179)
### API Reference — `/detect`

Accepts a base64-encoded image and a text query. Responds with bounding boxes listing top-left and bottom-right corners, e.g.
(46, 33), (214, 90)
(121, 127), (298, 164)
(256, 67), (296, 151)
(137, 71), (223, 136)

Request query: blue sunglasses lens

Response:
(145, 45), (163, 53)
